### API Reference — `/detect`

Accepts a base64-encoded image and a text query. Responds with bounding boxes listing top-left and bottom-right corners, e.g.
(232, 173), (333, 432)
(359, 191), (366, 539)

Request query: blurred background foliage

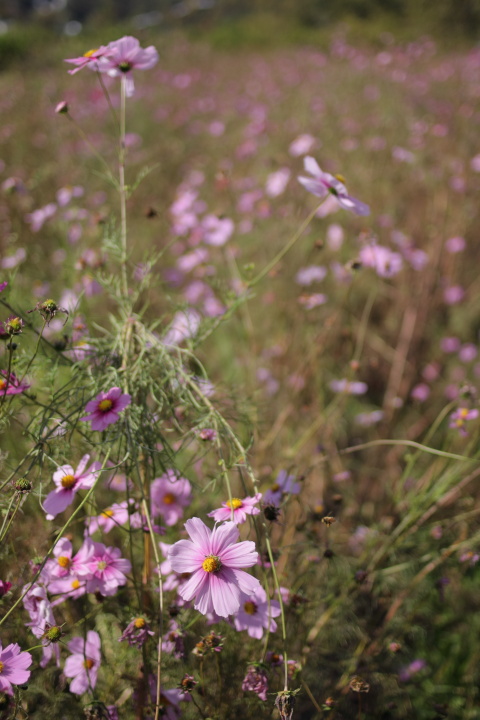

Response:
(0, 0), (480, 52)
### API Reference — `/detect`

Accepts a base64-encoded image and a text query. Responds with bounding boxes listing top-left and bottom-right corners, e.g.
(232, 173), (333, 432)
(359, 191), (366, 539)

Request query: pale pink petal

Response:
(210, 521), (239, 555)
(184, 518), (211, 551)
(168, 540), (204, 572)
(221, 540), (258, 568)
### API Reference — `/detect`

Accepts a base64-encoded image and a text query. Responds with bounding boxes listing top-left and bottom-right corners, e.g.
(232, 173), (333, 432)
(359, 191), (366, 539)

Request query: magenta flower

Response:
(96, 36), (158, 97)
(75, 539), (131, 596)
(43, 455), (101, 519)
(151, 470), (192, 526)
(0, 580), (11, 597)
(0, 371), (30, 396)
(0, 643), (32, 695)
(208, 493), (262, 525)
(242, 664), (268, 701)
(234, 585), (281, 639)
(65, 46), (110, 74)
(168, 518), (260, 617)
(449, 407), (479, 436)
(64, 630), (101, 695)
(298, 156), (370, 216)
(80, 387), (131, 431)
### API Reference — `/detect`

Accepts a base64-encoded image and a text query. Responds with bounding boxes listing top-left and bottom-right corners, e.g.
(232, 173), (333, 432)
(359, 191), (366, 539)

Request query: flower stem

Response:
(119, 75), (128, 300)
(247, 201), (325, 288)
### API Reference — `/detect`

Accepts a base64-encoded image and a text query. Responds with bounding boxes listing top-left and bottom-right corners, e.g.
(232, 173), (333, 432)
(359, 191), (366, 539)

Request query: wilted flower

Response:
(242, 664), (268, 701)
(119, 617), (154, 648)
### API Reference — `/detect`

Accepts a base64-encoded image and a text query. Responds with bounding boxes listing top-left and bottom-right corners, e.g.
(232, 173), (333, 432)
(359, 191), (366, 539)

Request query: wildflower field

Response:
(1, 22), (480, 720)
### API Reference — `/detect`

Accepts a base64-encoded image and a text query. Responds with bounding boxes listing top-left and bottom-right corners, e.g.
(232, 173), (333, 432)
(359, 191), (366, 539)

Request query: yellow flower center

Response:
(202, 555), (222, 573)
(458, 408), (469, 418)
(0, 661), (3, 673)
(243, 600), (258, 615)
(71, 579), (80, 589)
(97, 561), (107, 571)
(335, 173), (346, 184)
(134, 618), (146, 629)
(101, 508), (114, 518)
(84, 49), (99, 58)
(83, 658), (95, 670)
(98, 399), (113, 412)
(0, 380), (5, 390)
(57, 556), (71, 568)
(163, 492), (176, 505)
(61, 474), (76, 489)
(226, 498), (243, 510)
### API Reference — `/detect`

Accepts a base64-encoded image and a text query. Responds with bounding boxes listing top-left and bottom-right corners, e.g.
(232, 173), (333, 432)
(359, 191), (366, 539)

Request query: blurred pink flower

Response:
(81, 387), (131, 431)
(64, 630), (101, 694)
(151, 470), (192, 526)
(97, 36), (159, 96)
(75, 539), (131, 596)
(0, 643), (32, 695)
(449, 407), (479, 436)
(65, 46), (109, 74)
(168, 518), (260, 617)
(208, 493), (262, 524)
(0, 372), (30, 396)
(234, 585), (281, 639)
(43, 455), (101, 519)
(298, 156), (370, 216)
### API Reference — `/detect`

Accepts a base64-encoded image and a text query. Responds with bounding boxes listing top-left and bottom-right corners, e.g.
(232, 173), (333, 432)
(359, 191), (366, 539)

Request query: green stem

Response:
(247, 202), (325, 288)
(119, 75), (128, 300)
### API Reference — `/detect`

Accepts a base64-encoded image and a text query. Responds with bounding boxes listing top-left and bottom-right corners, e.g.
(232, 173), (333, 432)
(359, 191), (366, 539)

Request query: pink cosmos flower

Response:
(0, 580), (11, 597)
(65, 46), (110, 74)
(43, 454), (101, 519)
(75, 539), (131, 596)
(0, 643), (32, 695)
(234, 585), (281, 639)
(298, 157), (370, 216)
(96, 36), (159, 97)
(80, 387), (131, 431)
(64, 630), (101, 695)
(208, 493), (262, 525)
(168, 518), (260, 617)
(242, 665), (268, 701)
(0, 371), (30, 396)
(329, 378), (368, 395)
(359, 244), (403, 278)
(86, 500), (132, 534)
(151, 470), (192, 526)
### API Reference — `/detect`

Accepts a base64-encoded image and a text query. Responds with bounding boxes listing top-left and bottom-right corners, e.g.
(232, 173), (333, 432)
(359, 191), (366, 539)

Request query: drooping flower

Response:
(233, 585), (281, 639)
(119, 617), (154, 648)
(64, 630), (101, 694)
(298, 156), (370, 216)
(0, 580), (11, 597)
(80, 387), (131, 431)
(151, 470), (192, 526)
(208, 493), (262, 525)
(0, 642), (32, 695)
(95, 36), (159, 97)
(168, 518), (260, 617)
(242, 664), (269, 701)
(43, 455), (101, 519)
